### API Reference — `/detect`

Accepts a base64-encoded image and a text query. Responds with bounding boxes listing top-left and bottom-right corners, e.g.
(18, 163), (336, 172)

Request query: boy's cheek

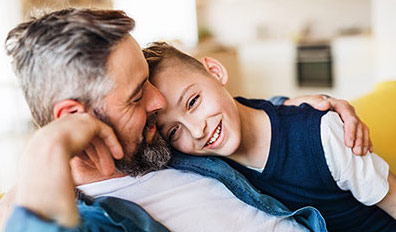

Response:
(175, 139), (196, 155)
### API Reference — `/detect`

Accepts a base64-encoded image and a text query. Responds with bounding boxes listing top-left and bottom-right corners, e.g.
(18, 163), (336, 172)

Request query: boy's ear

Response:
(53, 99), (86, 119)
(201, 57), (229, 86)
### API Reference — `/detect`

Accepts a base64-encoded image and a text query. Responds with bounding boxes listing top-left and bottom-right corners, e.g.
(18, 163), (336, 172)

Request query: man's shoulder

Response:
(78, 195), (170, 231)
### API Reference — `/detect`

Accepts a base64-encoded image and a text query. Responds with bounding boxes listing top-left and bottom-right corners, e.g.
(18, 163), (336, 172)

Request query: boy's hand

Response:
(284, 95), (372, 156)
(15, 113), (124, 228)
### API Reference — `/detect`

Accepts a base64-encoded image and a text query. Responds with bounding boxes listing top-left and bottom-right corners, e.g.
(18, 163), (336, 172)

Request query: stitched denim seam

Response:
(169, 159), (288, 216)
(169, 160), (327, 231)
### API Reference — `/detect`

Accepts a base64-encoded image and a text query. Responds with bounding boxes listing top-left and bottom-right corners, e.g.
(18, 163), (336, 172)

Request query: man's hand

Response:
(284, 95), (372, 156)
(15, 113), (124, 228)
(0, 187), (16, 231)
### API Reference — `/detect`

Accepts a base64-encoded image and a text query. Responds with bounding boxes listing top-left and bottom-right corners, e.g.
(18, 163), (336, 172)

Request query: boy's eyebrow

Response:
(177, 83), (195, 106)
(127, 78), (147, 103)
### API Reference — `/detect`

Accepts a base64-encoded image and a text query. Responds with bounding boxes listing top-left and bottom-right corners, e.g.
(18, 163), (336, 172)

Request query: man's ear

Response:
(53, 99), (86, 119)
(201, 57), (229, 86)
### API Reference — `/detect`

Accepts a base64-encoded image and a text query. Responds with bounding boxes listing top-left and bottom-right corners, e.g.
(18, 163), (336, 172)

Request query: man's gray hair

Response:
(5, 8), (135, 127)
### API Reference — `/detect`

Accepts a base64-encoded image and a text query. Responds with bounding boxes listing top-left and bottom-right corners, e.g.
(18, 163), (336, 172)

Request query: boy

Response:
(144, 42), (396, 231)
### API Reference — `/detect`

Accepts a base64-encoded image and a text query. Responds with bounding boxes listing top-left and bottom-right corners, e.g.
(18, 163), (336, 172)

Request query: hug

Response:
(0, 8), (395, 232)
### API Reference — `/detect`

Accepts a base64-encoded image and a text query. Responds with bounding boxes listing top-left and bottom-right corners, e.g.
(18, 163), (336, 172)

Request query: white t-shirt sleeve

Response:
(320, 112), (390, 206)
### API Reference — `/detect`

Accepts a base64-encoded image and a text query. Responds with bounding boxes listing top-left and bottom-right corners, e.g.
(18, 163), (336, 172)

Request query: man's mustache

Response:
(143, 114), (158, 143)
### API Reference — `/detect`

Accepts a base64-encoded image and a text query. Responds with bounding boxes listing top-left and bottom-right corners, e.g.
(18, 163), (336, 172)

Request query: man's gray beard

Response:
(94, 109), (171, 176)
(114, 129), (171, 176)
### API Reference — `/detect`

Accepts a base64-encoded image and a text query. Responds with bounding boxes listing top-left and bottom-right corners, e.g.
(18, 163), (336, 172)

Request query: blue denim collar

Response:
(168, 151), (327, 232)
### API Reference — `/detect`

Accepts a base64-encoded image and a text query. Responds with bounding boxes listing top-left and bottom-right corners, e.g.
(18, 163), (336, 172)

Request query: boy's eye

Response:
(168, 126), (179, 141)
(188, 95), (200, 109)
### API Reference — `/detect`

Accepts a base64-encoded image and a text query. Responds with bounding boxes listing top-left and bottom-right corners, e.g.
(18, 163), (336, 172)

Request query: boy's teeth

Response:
(207, 123), (222, 146)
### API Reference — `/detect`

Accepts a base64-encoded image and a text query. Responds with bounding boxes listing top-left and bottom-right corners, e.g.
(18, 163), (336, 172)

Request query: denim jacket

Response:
(165, 93), (326, 232)
(168, 151), (327, 232)
(5, 193), (170, 232)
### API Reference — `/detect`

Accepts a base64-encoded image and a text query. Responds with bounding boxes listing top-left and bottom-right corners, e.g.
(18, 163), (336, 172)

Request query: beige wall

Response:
(21, 0), (112, 18)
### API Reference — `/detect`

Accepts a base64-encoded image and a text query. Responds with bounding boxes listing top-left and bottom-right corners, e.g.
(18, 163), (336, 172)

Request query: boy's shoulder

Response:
(276, 103), (325, 116)
(234, 96), (327, 117)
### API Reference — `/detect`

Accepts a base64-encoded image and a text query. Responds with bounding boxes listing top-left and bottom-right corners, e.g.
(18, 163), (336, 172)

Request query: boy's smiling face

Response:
(152, 57), (242, 157)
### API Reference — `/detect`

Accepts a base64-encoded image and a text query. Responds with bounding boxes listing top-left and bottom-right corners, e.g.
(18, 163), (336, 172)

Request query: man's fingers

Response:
(343, 116), (357, 148)
(95, 121), (124, 160)
(91, 137), (116, 176)
(331, 99), (359, 148)
(362, 125), (370, 155)
(44, 113), (124, 164)
(67, 114), (124, 160)
(84, 143), (99, 167)
(316, 99), (332, 111)
(352, 123), (364, 155)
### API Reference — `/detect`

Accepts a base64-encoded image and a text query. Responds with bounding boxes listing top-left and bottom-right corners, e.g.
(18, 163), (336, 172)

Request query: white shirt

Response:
(78, 169), (307, 232)
(246, 111), (390, 206)
(321, 112), (389, 206)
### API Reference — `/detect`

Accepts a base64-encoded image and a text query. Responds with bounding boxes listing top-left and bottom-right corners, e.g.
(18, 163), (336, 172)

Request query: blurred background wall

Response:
(0, 0), (395, 193)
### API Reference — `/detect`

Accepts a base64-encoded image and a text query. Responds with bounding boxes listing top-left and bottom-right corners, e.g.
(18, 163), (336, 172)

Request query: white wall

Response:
(197, 0), (377, 100)
(200, 0), (371, 46)
(332, 36), (375, 99)
(372, 0), (396, 81)
(114, 0), (198, 48)
(0, 0), (32, 193)
(237, 39), (296, 99)
(236, 36), (375, 100)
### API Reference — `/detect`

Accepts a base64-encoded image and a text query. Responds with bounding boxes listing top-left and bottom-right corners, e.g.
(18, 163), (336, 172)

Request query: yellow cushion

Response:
(351, 81), (396, 173)
(0, 193), (4, 200)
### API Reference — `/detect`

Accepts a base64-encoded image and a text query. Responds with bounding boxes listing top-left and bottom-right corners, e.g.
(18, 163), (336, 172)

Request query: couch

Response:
(351, 81), (396, 174)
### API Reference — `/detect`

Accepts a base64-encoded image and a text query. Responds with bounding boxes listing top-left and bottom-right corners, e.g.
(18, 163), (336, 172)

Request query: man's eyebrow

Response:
(127, 78), (147, 103)
(177, 83), (195, 106)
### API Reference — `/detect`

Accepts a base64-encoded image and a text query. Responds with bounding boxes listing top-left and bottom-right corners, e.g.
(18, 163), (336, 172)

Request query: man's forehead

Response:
(106, 36), (147, 81)
(103, 36), (149, 106)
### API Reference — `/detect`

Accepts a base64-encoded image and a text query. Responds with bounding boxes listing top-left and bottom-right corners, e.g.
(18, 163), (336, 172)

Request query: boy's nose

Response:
(185, 119), (206, 139)
(144, 81), (167, 115)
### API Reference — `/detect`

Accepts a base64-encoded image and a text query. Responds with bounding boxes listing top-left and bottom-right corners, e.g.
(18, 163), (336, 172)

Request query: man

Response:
(1, 8), (371, 231)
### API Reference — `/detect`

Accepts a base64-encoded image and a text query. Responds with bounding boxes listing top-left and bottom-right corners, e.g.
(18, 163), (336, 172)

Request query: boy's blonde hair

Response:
(143, 42), (208, 78)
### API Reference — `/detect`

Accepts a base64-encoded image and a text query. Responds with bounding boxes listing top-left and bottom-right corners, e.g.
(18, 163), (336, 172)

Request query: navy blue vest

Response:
(221, 97), (396, 232)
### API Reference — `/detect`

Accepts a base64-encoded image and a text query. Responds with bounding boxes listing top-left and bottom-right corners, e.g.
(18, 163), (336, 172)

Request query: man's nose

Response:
(144, 81), (166, 115)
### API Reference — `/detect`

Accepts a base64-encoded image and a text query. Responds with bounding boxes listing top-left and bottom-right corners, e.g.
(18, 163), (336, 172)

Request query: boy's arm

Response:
(321, 112), (390, 209)
(377, 172), (396, 218)
(270, 94), (372, 156)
